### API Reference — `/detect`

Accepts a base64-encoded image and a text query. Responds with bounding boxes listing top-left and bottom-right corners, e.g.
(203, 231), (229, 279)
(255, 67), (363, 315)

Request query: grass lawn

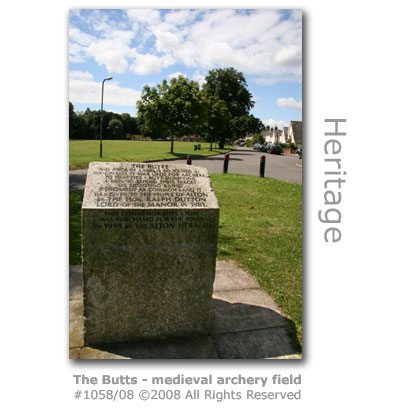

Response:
(210, 175), (302, 347)
(69, 140), (232, 170)
(69, 174), (302, 347)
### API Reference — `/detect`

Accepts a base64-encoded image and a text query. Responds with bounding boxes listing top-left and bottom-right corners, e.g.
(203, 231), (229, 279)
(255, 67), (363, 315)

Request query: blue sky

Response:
(69, 9), (302, 129)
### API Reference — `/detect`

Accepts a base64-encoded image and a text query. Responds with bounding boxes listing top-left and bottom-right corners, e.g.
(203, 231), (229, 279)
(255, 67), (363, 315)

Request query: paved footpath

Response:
(69, 148), (302, 191)
(70, 260), (301, 359)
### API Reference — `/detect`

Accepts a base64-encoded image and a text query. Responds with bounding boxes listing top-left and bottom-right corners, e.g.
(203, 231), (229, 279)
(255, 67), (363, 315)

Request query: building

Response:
(180, 135), (204, 142)
(282, 127), (289, 143)
(273, 127), (287, 144)
(288, 121), (302, 148)
(246, 129), (273, 143)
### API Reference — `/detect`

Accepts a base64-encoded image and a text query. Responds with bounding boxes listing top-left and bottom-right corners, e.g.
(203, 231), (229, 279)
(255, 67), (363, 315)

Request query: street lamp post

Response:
(99, 76), (113, 158)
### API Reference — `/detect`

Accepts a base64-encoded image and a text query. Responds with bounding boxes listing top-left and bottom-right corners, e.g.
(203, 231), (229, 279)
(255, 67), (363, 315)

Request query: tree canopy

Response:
(202, 67), (254, 117)
(199, 95), (231, 151)
(137, 76), (206, 153)
(69, 103), (139, 140)
(202, 67), (259, 147)
(230, 114), (264, 139)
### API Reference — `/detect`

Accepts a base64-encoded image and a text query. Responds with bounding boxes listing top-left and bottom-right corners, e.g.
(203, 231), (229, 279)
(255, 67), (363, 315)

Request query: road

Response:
(69, 147), (302, 191)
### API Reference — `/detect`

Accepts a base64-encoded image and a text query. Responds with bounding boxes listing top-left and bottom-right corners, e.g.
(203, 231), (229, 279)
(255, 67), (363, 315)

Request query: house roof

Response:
(290, 121), (302, 144)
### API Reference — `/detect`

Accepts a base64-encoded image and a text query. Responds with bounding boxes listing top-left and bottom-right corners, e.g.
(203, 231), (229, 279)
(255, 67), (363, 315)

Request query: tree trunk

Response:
(170, 132), (174, 153)
(219, 135), (225, 149)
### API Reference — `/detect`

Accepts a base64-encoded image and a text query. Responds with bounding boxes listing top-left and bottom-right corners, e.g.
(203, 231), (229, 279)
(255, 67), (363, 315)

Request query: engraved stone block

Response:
(82, 162), (219, 345)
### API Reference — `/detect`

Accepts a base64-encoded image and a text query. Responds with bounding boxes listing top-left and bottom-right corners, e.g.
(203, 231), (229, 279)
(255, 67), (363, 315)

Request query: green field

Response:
(69, 174), (302, 347)
(69, 140), (232, 170)
(211, 175), (302, 346)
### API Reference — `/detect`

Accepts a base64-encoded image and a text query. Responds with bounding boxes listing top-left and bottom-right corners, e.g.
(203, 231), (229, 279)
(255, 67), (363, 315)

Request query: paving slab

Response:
(89, 337), (218, 360)
(80, 347), (130, 360)
(213, 264), (260, 291)
(210, 300), (287, 334)
(211, 326), (298, 359)
(69, 300), (84, 349)
(213, 288), (281, 311)
(69, 265), (82, 301)
(69, 348), (81, 359)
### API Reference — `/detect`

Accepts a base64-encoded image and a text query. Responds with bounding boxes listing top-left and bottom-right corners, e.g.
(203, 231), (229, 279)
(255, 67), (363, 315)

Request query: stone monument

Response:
(81, 162), (219, 346)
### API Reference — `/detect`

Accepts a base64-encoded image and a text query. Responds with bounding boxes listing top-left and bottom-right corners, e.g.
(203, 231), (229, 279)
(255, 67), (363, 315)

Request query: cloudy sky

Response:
(69, 9), (302, 129)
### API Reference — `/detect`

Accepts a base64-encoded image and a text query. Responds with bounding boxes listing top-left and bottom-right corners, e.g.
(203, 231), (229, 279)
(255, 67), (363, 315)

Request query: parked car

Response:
(267, 145), (283, 155)
(260, 144), (270, 152)
(253, 143), (262, 151)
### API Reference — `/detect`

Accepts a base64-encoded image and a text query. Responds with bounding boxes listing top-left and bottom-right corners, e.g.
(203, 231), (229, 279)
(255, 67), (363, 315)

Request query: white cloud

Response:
(263, 119), (289, 130)
(130, 53), (162, 75)
(70, 9), (302, 83)
(69, 25), (95, 46)
(154, 29), (181, 52)
(168, 72), (187, 79)
(164, 9), (302, 82)
(69, 42), (88, 63)
(192, 71), (206, 87)
(253, 74), (300, 85)
(69, 78), (141, 106)
(69, 26), (95, 63)
(275, 46), (302, 67)
(87, 36), (132, 74)
(69, 70), (94, 80)
(276, 97), (302, 109)
(126, 9), (161, 26)
(164, 9), (200, 26)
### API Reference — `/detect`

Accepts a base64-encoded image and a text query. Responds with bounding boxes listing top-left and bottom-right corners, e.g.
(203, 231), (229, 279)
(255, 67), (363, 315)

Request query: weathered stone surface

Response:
(82, 162), (219, 345)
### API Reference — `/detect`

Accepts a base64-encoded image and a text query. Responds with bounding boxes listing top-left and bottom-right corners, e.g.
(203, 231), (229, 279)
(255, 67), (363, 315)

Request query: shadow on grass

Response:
(69, 190), (83, 265)
(164, 151), (236, 160)
(217, 231), (247, 258)
(69, 174), (87, 192)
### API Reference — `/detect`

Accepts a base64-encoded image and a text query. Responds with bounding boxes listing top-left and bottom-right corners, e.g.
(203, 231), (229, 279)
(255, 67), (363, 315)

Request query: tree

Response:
(69, 103), (139, 140)
(202, 67), (260, 148)
(121, 113), (138, 136)
(108, 118), (124, 140)
(200, 96), (231, 151)
(230, 114), (264, 139)
(69, 102), (88, 139)
(251, 133), (266, 145)
(203, 67), (254, 117)
(69, 102), (75, 137)
(137, 76), (206, 153)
